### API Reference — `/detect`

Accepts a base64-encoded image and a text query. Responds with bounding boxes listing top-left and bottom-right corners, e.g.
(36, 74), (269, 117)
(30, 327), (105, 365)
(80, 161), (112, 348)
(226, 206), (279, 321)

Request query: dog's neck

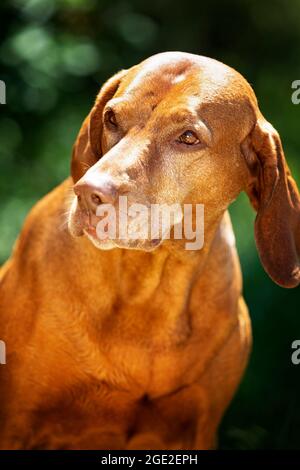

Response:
(69, 212), (236, 351)
(74, 212), (224, 311)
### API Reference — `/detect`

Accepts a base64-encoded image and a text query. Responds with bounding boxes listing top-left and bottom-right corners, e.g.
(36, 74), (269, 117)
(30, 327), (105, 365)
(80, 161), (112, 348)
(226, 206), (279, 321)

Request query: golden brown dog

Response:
(1, 52), (300, 450)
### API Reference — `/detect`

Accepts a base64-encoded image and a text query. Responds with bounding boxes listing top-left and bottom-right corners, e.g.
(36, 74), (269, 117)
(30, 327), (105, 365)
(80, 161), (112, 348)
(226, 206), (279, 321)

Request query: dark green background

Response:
(1, 0), (300, 449)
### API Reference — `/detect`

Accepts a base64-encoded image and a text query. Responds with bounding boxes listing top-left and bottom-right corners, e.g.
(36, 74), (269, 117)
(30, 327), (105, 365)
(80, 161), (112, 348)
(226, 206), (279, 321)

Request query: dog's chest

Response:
(80, 303), (203, 398)
(87, 339), (201, 399)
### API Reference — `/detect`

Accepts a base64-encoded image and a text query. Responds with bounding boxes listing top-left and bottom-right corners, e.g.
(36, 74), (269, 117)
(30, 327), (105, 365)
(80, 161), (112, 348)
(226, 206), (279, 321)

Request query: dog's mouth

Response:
(83, 225), (117, 250)
(68, 197), (163, 252)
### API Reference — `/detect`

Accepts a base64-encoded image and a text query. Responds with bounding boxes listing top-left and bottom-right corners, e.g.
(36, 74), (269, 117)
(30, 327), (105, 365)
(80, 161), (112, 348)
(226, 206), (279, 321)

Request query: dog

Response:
(0, 51), (299, 450)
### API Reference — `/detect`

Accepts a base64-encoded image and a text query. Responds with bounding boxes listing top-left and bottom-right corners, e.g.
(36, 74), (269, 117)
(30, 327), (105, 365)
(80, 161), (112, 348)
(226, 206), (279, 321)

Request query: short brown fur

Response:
(1, 52), (299, 449)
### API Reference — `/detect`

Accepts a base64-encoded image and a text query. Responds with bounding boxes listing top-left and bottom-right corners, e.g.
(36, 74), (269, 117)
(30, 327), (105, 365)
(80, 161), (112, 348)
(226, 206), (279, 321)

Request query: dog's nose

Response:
(74, 177), (118, 211)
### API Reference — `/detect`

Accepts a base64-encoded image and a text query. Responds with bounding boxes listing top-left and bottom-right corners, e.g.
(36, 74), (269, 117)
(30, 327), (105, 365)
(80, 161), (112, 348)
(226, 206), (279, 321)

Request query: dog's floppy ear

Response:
(241, 117), (300, 288)
(71, 69), (127, 183)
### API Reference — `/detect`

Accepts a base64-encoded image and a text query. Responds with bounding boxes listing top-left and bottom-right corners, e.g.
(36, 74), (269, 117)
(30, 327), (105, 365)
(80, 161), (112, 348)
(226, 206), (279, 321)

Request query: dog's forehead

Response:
(119, 52), (197, 94)
(115, 52), (254, 113)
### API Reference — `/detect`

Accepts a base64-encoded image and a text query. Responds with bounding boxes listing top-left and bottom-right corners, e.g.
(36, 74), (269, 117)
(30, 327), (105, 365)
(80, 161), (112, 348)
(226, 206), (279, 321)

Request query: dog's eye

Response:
(104, 110), (118, 128)
(177, 130), (200, 145)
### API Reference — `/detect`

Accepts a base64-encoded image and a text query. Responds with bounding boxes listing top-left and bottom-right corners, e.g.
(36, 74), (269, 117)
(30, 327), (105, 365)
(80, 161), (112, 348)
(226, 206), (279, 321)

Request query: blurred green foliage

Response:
(1, 0), (300, 449)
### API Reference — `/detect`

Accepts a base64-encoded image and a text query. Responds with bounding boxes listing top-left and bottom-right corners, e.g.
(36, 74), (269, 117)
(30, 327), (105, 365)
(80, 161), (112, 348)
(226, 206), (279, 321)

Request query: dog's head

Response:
(68, 51), (300, 288)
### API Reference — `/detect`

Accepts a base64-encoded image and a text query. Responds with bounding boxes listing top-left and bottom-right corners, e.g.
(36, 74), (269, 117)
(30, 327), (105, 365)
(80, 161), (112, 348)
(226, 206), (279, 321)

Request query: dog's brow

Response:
(105, 97), (129, 113)
(168, 109), (195, 123)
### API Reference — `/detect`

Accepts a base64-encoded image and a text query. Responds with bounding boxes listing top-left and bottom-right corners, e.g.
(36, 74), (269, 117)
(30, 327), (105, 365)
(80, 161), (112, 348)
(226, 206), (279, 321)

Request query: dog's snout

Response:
(74, 177), (118, 211)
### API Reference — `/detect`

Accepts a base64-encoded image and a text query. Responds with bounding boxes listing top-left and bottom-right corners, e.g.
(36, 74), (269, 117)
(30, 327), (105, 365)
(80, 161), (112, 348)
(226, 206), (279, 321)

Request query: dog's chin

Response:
(113, 238), (162, 252)
(83, 227), (162, 252)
